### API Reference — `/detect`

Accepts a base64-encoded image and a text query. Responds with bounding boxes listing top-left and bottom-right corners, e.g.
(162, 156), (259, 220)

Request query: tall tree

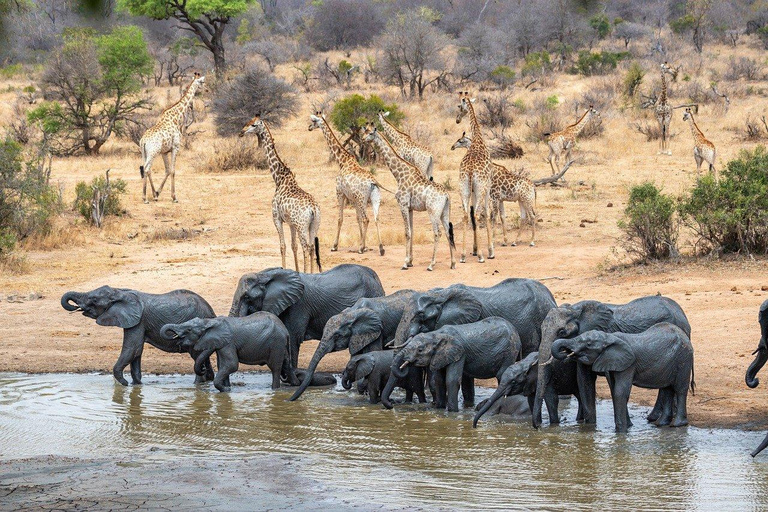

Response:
(119, 0), (254, 77)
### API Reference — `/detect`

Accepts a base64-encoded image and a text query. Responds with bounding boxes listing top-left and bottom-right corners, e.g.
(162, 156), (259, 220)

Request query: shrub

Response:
(623, 62), (644, 98)
(330, 94), (404, 160)
(679, 146), (768, 255)
(490, 65), (516, 89)
(73, 175), (127, 223)
(723, 57), (763, 81)
(0, 138), (62, 255)
(618, 182), (679, 261)
(521, 51), (552, 77)
(573, 50), (628, 76)
(589, 13), (612, 39)
(204, 138), (268, 173)
(212, 66), (298, 137)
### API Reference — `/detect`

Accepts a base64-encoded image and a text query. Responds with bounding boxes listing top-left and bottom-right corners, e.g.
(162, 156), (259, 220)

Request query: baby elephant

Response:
(342, 351), (426, 405)
(161, 312), (298, 392)
(552, 322), (695, 432)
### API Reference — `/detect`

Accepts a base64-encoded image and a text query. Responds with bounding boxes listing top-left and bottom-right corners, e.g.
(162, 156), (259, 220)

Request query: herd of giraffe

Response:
(136, 63), (718, 273)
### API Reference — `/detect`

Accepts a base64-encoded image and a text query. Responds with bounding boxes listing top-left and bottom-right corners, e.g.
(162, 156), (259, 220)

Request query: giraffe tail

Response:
(139, 165), (145, 178)
(314, 236), (322, 273)
(448, 222), (456, 249)
(470, 206), (477, 232)
(374, 182), (395, 194)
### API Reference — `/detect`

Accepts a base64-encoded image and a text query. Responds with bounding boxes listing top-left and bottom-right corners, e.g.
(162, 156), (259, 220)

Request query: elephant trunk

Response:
(194, 349), (214, 375)
(289, 339), (333, 401)
(532, 323), (557, 429)
(746, 343), (768, 389)
(473, 384), (510, 428)
(61, 291), (84, 311)
(752, 432), (768, 457)
(341, 372), (353, 390)
(229, 289), (248, 317)
(381, 353), (406, 409)
(160, 324), (180, 341)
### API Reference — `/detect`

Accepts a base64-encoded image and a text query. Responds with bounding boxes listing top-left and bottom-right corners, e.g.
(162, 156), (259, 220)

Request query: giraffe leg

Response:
(479, 186), (494, 260)
(528, 202), (537, 247)
(398, 202), (411, 270)
(298, 227), (312, 274)
(355, 207), (369, 254)
(274, 216), (287, 270)
(427, 212), (441, 272)
(332, 194), (345, 252)
(156, 152), (171, 200)
(498, 201), (509, 246)
(289, 224), (301, 272)
(170, 148), (178, 203)
(459, 177), (470, 263)
(407, 208), (414, 268)
(471, 183), (480, 258)
(370, 185), (384, 256)
(548, 145), (558, 175)
(694, 153), (702, 178)
(142, 158), (154, 204)
(515, 200), (527, 246)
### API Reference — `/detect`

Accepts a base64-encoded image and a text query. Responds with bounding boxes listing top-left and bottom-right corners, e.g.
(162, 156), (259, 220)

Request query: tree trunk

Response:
(212, 37), (226, 79)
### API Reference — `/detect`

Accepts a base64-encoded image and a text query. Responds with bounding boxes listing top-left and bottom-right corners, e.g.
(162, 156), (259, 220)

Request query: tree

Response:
(119, 0), (254, 77)
(28, 26), (153, 155)
(670, 0), (712, 53)
(308, 0), (383, 51)
(378, 10), (448, 99)
(329, 94), (403, 160)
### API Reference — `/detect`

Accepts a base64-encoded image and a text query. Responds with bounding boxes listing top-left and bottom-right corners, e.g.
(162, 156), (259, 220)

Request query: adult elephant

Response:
(61, 286), (216, 385)
(745, 299), (768, 457)
(229, 264), (385, 368)
(382, 317), (521, 411)
(532, 296), (691, 429)
(390, 278), (556, 357)
(289, 289), (415, 401)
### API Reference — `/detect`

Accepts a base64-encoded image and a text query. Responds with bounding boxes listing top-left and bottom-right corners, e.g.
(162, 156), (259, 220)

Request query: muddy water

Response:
(2, 372), (768, 510)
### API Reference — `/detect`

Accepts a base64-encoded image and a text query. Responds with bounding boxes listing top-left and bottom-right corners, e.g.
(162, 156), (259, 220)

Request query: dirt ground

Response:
(1, 49), (767, 430)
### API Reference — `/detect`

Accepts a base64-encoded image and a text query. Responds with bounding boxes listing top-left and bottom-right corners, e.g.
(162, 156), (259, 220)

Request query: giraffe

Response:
(240, 116), (322, 273)
(363, 123), (456, 271)
(139, 72), (205, 203)
(308, 112), (385, 256)
(456, 91), (494, 263)
(376, 110), (434, 179)
(451, 132), (537, 247)
(655, 61), (674, 155)
(545, 105), (600, 175)
(682, 108), (717, 179)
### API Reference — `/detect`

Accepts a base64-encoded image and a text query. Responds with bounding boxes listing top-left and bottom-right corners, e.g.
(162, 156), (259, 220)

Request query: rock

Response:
(607, 202), (613, 207)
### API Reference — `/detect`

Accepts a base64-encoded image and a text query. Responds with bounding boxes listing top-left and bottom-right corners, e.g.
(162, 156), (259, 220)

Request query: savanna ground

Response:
(1, 41), (767, 431)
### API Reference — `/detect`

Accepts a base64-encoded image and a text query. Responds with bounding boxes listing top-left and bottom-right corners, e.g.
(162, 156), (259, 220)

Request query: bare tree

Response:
(307, 0), (383, 51)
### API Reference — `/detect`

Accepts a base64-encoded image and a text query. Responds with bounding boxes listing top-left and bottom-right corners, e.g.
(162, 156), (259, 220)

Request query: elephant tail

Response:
(690, 357), (696, 396)
(314, 236), (322, 273)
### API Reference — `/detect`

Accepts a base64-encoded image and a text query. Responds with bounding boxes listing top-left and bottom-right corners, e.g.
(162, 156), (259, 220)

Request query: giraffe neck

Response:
(571, 110), (592, 136)
(378, 114), (407, 145)
(164, 80), (200, 129)
(466, 102), (489, 158)
(687, 116), (704, 141)
(258, 123), (292, 186)
(318, 121), (353, 165)
(371, 132), (409, 183)
(659, 71), (668, 105)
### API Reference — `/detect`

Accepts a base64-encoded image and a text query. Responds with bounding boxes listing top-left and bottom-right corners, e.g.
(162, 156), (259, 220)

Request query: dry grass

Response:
(203, 137), (268, 173)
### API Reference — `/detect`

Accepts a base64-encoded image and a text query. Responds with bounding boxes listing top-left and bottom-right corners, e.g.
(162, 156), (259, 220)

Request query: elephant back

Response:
(143, 290), (216, 345)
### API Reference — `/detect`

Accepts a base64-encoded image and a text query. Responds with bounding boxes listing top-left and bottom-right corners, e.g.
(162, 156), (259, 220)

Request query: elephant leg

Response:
(129, 350), (143, 385)
(193, 350), (215, 383)
(461, 374), (475, 407)
(647, 389), (666, 423)
(369, 382), (381, 404)
(577, 363), (597, 424)
(445, 362), (464, 412)
(214, 351), (238, 392)
(281, 351), (300, 386)
(433, 370), (447, 409)
(114, 326), (145, 386)
(282, 315), (309, 369)
(654, 387), (674, 426)
(608, 371), (633, 433)
(671, 377), (690, 428)
(543, 388), (560, 425)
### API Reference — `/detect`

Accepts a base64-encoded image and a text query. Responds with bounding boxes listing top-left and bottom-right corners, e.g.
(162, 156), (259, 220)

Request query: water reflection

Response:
(1, 372), (767, 510)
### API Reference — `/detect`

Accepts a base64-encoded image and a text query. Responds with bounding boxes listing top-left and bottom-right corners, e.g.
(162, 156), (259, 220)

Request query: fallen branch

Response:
(533, 159), (575, 186)
(711, 85), (730, 113)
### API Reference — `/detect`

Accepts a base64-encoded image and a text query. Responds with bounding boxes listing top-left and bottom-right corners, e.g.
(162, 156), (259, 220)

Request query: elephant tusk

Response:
(399, 361), (410, 370)
(540, 356), (554, 366)
(74, 307), (83, 312)
(172, 334), (179, 339)
(384, 340), (394, 348)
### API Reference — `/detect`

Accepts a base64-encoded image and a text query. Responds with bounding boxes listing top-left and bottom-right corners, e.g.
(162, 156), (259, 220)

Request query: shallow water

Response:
(1, 371), (767, 510)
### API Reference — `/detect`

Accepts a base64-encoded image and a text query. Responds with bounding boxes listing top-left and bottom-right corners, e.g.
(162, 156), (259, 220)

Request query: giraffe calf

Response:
(682, 108), (717, 180)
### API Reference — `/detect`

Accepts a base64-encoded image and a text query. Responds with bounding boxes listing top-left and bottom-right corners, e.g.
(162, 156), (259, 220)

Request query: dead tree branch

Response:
(533, 159), (575, 186)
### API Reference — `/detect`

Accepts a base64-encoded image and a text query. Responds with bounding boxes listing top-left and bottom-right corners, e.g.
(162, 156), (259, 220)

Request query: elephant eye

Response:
(557, 328), (567, 337)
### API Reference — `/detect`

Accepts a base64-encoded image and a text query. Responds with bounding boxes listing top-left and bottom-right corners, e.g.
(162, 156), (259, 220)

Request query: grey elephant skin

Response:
(61, 286), (216, 386)
(552, 323), (695, 433)
(745, 299), (768, 457)
(161, 313), (297, 392)
(342, 350), (426, 404)
(290, 290), (415, 401)
(391, 278), (556, 356)
(473, 351), (579, 428)
(532, 296), (692, 429)
(229, 264), (385, 370)
(383, 317), (521, 412)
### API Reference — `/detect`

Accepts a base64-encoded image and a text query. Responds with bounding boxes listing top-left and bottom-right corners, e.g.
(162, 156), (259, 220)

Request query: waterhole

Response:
(1, 372), (767, 510)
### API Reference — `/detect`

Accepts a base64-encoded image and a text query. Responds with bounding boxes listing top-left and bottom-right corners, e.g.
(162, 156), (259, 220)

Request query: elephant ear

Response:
(592, 337), (635, 373)
(434, 286), (483, 327)
(760, 300), (768, 347)
(430, 334), (463, 371)
(578, 301), (614, 331)
(96, 291), (143, 329)
(261, 268), (304, 316)
(349, 309), (383, 356)
(194, 319), (233, 353)
(355, 354), (376, 379)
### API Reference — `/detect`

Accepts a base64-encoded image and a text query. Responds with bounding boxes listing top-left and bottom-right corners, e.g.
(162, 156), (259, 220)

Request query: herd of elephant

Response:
(59, 263), (767, 454)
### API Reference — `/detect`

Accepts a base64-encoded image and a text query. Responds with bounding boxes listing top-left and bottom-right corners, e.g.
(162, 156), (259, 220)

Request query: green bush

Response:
(618, 182), (678, 261)
(589, 13), (612, 39)
(0, 138), (62, 255)
(329, 94), (403, 135)
(74, 176), (128, 223)
(573, 50), (628, 76)
(623, 62), (644, 98)
(0, 63), (23, 79)
(545, 95), (559, 109)
(490, 65), (516, 89)
(679, 146), (768, 255)
(521, 51), (552, 77)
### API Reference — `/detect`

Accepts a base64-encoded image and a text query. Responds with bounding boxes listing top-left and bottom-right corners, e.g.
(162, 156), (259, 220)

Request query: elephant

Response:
(745, 299), (768, 457)
(390, 278), (556, 357)
(532, 296), (692, 429)
(160, 312), (298, 391)
(61, 286), (216, 386)
(473, 351), (581, 428)
(552, 323), (695, 433)
(229, 264), (385, 369)
(341, 350), (426, 404)
(289, 289), (415, 401)
(382, 317), (521, 412)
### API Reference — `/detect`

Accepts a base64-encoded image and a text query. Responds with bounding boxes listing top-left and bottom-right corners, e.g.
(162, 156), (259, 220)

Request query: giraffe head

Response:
(361, 122), (378, 142)
(456, 92), (475, 124)
(682, 107), (693, 122)
(308, 111), (325, 131)
(189, 72), (206, 92)
(239, 115), (266, 139)
(450, 131), (471, 151)
(587, 105), (601, 119)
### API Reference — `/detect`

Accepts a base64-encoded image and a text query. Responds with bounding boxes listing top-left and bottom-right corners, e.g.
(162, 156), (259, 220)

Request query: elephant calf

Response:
(383, 317), (521, 412)
(61, 286), (216, 386)
(342, 351), (426, 405)
(552, 323), (695, 433)
(161, 313), (299, 392)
